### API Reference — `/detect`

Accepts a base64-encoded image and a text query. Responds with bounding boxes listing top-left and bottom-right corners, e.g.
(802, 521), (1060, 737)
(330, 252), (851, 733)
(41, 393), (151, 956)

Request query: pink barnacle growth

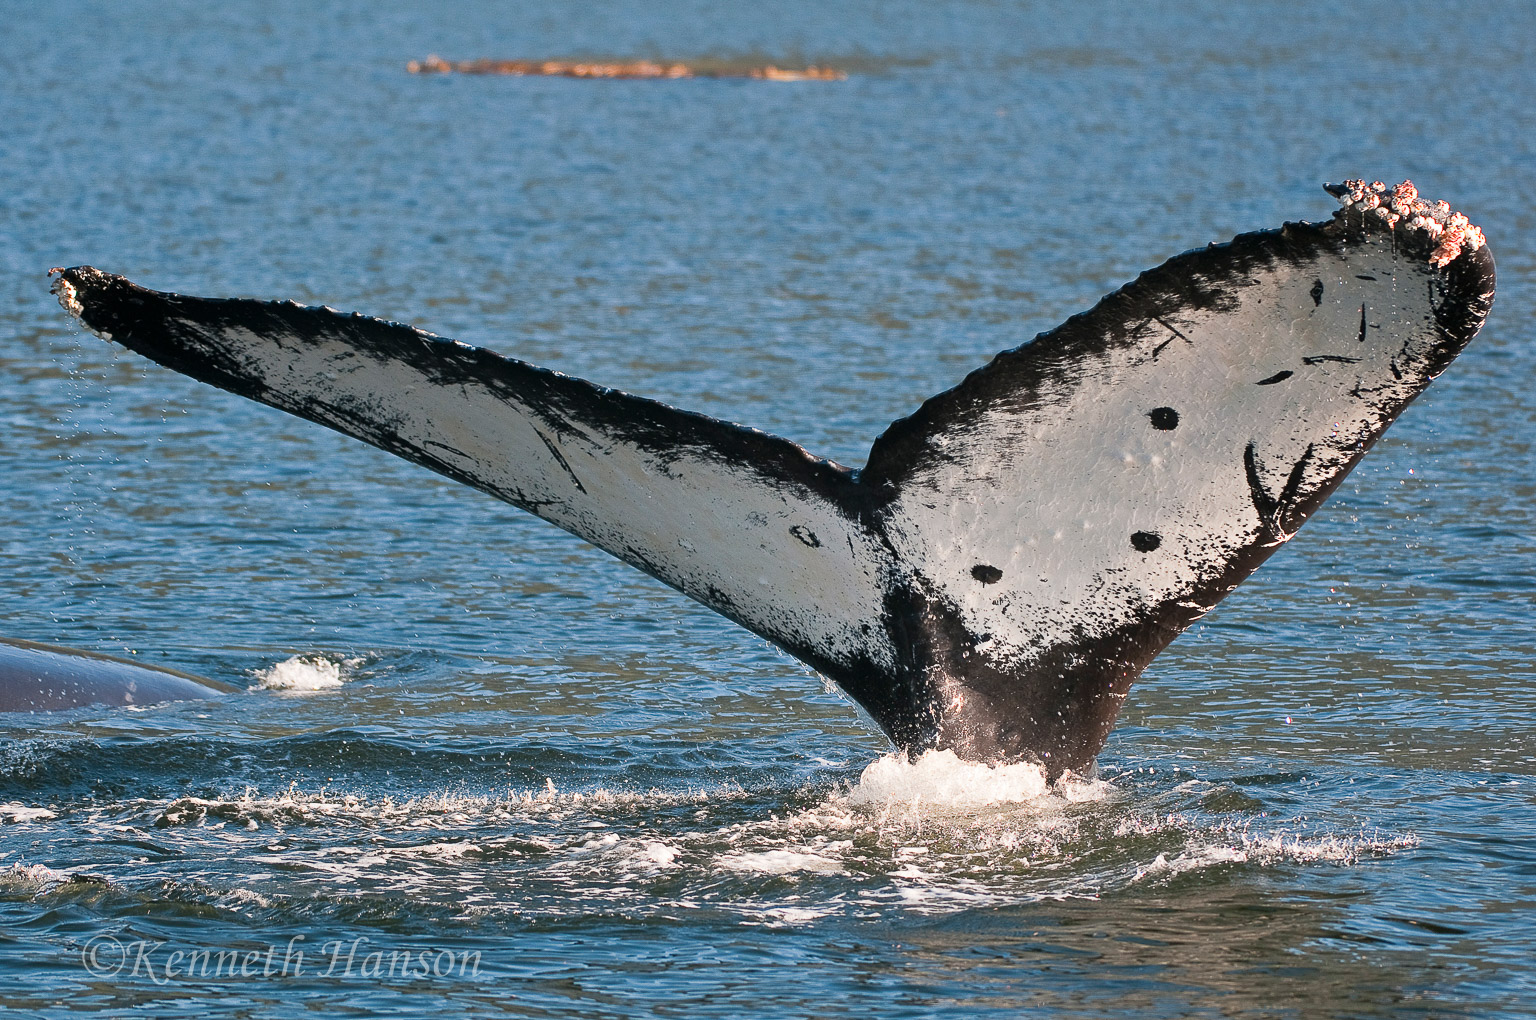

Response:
(1429, 237), (1462, 267)
(1430, 215), (1468, 267)
(1330, 176), (1485, 268)
(1389, 180), (1420, 218)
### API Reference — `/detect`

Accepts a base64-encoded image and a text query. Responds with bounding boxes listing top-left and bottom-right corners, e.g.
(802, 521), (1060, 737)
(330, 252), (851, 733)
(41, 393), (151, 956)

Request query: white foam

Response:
(640, 841), (681, 868)
(719, 849), (845, 876)
(253, 654), (359, 692)
(1130, 828), (1419, 883)
(391, 840), (482, 859)
(846, 749), (1053, 806)
(0, 803), (57, 823)
(757, 905), (834, 926)
(1134, 846), (1246, 880)
(0, 862), (72, 893)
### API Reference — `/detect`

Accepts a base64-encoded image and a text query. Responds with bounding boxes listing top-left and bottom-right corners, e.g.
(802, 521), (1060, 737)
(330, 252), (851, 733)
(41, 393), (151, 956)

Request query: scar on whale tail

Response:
(40, 182), (1494, 776)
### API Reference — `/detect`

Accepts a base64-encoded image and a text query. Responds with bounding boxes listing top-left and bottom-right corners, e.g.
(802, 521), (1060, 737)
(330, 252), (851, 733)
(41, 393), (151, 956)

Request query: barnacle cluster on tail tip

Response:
(48, 267), (85, 319)
(1326, 179), (1486, 268)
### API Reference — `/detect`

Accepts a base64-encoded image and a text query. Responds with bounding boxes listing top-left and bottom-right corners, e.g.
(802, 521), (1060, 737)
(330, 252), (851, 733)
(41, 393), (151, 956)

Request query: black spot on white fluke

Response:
(789, 525), (821, 549)
(43, 181), (1494, 778)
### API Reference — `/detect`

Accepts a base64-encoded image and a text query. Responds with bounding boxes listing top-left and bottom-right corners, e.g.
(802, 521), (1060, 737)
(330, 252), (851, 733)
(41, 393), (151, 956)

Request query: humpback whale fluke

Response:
(47, 183), (1494, 775)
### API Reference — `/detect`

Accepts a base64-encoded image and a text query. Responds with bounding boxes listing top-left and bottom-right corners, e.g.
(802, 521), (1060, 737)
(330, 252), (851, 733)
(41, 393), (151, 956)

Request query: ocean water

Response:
(2, 1), (1534, 1016)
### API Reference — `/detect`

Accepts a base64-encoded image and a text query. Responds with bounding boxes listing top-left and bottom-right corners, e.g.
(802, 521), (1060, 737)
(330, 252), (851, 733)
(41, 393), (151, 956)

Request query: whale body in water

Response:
(37, 182), (1494, 776)
(0, 637), (233, 713)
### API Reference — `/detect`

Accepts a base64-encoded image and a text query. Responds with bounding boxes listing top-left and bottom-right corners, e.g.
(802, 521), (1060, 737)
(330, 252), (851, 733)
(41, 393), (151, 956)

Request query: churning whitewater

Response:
(0, 749), (1419, 926)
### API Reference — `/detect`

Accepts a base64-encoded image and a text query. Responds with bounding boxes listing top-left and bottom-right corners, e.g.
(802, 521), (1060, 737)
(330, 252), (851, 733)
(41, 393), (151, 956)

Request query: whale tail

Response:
(50, 183), (1494, 775)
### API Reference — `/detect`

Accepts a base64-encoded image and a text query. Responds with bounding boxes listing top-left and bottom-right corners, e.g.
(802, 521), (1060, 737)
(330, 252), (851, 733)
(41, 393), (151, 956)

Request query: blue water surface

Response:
(2, 2), (1533, 1016)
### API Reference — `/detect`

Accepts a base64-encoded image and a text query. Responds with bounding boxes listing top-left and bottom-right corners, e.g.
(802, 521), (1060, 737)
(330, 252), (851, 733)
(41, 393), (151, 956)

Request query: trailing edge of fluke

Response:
(42, 181), (1494, 777)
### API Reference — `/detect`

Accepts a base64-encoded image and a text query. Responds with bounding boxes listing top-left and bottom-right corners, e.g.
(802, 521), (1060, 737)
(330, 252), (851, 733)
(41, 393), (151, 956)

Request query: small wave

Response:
(145, 783), (721, 832)
(0, 802), (56, 823)
(719, 848), (847, 876)
(253, 654), (360, 692)
(1131, 830), (1419, 882)
(756, 905), (835, 927)
(0, 862), (111, 898)
(0, 862), (70, 890)
(635, 841), (682, 868)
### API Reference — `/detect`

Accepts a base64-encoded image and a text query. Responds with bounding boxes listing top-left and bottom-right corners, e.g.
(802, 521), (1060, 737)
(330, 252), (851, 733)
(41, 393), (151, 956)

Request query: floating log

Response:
(406, 55), (846, 81)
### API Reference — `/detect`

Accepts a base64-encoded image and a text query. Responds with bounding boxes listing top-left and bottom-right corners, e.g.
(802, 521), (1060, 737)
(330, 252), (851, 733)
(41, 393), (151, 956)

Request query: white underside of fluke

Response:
(884, 242), (1447, 673)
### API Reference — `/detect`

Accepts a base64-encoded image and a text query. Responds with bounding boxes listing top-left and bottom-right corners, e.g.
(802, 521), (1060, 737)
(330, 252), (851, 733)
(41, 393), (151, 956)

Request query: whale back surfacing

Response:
(50, 191), (1494, 775)
(0, 638), (233, 713)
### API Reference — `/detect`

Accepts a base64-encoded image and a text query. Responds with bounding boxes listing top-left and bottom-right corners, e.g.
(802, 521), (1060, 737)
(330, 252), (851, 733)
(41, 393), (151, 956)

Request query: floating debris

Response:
(406, 55), (846, 81)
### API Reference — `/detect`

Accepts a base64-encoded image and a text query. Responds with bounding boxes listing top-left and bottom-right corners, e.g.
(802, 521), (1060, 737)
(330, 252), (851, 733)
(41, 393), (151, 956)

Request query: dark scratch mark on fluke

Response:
(42, 181), (1496, 778)
(1310, 280), (1325, 306)
(1256, 371), (1294, 385)
(425, 438), (471, 459)
(1150, 316), (1192, 359)
(1243, 442), (1278, 539)
(1244, 441), (1317, 543)
(533, 426), (587, 494)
